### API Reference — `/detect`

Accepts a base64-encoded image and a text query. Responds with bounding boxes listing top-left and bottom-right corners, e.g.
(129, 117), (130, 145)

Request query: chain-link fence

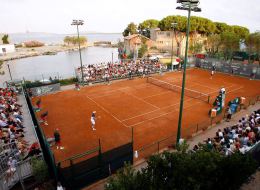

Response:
(134, 95), (260, 163)
(194, 58), (260, 79)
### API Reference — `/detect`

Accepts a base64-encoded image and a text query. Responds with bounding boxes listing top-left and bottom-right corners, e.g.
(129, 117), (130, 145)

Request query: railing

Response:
(134, 95), (260, 163)
(0, 155), (43, 190)
(75, 68), (169, 83)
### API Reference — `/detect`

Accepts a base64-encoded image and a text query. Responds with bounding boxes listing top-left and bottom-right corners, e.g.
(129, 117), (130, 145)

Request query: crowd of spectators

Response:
(0, 88), (26, 153)
(76, 60), (167, 82)
(193, 109), (260, 155)
(0, 88), (41, 184)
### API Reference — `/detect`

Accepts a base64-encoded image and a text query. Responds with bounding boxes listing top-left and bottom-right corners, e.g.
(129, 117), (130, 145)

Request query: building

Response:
(0, 44), (16, 55)
(150, 28), (186, 57)
(0, 34), (15, 55)
(123, 34), (154, 55)
(150, 28), (207, 57)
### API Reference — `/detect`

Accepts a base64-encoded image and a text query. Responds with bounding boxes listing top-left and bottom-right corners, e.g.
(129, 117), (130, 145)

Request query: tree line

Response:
(123, 16), (260, 61)
(63, 36), (87, 46)
(106, 144), (258, 190)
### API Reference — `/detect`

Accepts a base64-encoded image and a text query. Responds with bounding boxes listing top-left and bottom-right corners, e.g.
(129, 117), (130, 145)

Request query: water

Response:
(0, 33), (123, 86)
(9, 33), (123, 44)
(0, 47), (119, 84)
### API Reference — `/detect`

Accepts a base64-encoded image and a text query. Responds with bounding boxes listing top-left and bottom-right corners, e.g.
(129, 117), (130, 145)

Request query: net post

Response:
(207, 96), (210, 103)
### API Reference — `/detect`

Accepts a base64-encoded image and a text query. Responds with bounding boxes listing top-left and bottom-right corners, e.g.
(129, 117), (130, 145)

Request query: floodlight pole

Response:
(72, 20), (84, 83)
(76, 24), (84, 83)
(171, 23), (177, 71)
(7, 63), (13, 80)
(176, 3), (191, 145)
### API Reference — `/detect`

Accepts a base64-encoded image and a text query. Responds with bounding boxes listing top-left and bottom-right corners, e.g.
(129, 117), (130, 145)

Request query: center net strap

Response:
(147, 77), (210, 103)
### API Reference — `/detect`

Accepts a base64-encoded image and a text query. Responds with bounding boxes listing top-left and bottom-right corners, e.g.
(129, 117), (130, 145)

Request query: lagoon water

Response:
(0, 33), (122, 86)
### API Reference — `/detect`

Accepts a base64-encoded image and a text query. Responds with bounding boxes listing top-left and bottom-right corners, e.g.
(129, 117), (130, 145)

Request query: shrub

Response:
(24, 41), (44, 48)
(105, 149), (258, 190)
(32, 158), (49, 184)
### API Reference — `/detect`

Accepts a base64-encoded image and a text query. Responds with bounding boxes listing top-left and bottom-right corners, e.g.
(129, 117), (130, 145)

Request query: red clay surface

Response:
(32, 69), (260, 164)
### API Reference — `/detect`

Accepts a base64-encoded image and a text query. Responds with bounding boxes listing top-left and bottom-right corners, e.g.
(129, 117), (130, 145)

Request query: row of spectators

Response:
(76, 60), (167, 82)
(0, 88), (27, 154)
(193, 109), (260, 155)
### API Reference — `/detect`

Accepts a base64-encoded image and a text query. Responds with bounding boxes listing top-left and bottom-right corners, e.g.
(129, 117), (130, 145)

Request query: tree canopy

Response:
(63, 36), (87, 45)
(106, 148), (258, 190)
(138, 19), (159, 38)
(2, 34), (9, 44)
(0, 60), (5, 75)
(122, 22), (138, 37)
(245, 32), (260, 56)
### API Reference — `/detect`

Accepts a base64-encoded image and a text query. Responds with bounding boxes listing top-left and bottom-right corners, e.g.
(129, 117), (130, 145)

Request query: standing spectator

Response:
(91, 111), (96, 130)
(4, 157), (17, 184)
(57, 182), (64, 190)
(75, 83), (80, 91)
(226, 106), (232, 122)
(40, 111), (48, 126)
(54, 129), (64, 150)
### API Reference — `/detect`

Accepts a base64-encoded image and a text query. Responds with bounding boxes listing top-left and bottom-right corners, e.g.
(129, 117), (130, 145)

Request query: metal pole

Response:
(171, 29), (174, 71)
(112, 51), (114, 64)
(77, 25), (84, 83)
(176, 3), (191, 145)
(7, 63), (12, 80)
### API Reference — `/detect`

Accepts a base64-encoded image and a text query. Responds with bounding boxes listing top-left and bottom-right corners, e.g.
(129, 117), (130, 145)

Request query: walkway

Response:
(18, 93), (38, 144)
(83, 102), (260, 190)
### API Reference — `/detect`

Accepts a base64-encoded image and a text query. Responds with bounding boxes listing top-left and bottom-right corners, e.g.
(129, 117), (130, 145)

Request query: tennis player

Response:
(91, 111), (96, 130)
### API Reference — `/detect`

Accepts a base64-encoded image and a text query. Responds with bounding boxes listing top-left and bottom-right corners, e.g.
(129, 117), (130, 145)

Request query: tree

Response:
(220, 32), (240, 60)
(159, 15), (187, 32)
(105, 149), (258, 190)
(138, 19), (159, 38)
(106, 163), (148, 190)
(32, 158), (49, 184)
(2, 34), (9, 44)
(232, 25), (250, 40)
(63, 36), (87, 46)
(245, 32), (260, 61)
(189, 42), (203, 54)
(204, 34), (221, 56)
(123, 22), (138, 37)
(138, 44), (148, 58)
(214, 22), (233, 34)
(0, 60), (5, 75)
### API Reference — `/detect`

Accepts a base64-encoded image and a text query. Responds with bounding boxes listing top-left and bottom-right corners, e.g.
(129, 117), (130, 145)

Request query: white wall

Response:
(0, 44), (15, 55)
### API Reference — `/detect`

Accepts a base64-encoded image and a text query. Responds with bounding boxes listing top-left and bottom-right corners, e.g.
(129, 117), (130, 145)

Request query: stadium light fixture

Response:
(71, 19), (84, 83)
(176, 0), (201, 145)
(171, 23), (178, 70)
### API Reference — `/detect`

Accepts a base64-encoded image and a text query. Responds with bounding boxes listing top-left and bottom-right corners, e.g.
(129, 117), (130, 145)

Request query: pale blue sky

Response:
(0, 0), (259, 33)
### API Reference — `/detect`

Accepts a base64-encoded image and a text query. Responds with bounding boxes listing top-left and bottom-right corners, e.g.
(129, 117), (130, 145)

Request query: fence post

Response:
(98, 139), (103, 176)
(17, 164), (25, 190)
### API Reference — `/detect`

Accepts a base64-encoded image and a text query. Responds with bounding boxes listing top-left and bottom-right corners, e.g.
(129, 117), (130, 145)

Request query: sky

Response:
(0, 0), (259, 34)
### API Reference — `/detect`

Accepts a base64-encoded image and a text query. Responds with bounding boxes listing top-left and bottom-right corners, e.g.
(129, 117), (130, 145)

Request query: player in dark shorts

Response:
(54, 129), (64, 149)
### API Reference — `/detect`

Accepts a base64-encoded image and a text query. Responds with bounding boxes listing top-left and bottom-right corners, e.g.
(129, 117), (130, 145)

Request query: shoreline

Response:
(0, 44), (92, 62)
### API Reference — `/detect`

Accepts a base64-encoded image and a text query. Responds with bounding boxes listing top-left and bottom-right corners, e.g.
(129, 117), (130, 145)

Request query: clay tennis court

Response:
(33, 69), (260, 163)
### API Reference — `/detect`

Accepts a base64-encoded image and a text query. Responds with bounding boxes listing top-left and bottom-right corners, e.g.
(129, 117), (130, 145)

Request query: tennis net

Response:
(147, 77), (210, 103)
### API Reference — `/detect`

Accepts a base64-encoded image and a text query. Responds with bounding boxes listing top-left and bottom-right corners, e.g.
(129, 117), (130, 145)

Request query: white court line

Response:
(187, 81), (218, 91)
(144, 91), (172, 99)
(125, 86), (244, 127)
(207, 84), (235, 95)
(122, 97), (193, 122)
(85, 94), (128, 128)
(127, 98), (205, 128)
(226, 86), (244, 94)
(119, 89), (160, 109)
(88, 87), (130, 98)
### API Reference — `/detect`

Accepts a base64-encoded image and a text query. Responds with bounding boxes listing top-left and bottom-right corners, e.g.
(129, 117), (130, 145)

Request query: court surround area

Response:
(33, 69), (260, 163)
